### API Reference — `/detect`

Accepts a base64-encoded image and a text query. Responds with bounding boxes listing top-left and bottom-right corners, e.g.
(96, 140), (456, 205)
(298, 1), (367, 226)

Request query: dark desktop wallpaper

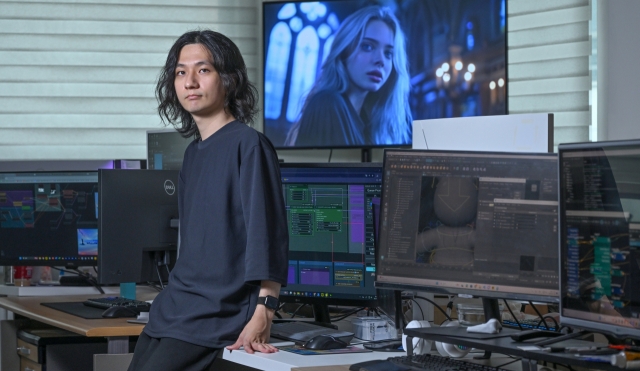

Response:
(263, 0), (507, 148)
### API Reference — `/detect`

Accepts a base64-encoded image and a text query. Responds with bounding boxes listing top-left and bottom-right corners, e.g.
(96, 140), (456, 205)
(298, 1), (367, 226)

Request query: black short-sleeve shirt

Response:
(143, 121), (289, 348)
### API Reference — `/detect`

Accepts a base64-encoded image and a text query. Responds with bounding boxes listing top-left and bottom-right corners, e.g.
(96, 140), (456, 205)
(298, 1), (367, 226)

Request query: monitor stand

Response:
(312, 303), (331, 324)
(272, 303), (337, 330)
(474, 298), (502, 360)
(361, 148), (372, 163)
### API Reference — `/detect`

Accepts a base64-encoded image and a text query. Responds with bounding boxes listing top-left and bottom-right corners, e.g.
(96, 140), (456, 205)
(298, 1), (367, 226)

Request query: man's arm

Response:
(226, 280), (281, 354)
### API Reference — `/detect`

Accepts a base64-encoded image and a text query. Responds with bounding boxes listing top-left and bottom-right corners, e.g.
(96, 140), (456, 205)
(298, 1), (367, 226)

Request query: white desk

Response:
(222, 346), (525, 371)
(0, 284), (120, 297)
(222, 342), (392, 371)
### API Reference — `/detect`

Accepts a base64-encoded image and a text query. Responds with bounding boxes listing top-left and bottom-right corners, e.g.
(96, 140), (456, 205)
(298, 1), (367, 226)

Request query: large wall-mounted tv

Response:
(263, 0), (507, 149)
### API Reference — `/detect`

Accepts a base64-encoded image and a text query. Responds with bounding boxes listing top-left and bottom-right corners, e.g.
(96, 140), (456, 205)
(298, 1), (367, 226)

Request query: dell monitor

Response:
(376, 149), (560, 305)
(279, 163), (382, 322)
(146, 129), (193, 170)
(0, 171), (99, 268)
(97, 169), (179, 285)
(263, 0), (508, 149)
(559, 139), (640, 340)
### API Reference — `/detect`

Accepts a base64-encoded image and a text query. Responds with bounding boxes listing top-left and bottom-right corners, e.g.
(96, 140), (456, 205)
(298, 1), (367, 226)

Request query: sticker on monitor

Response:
(77, 228), (98, 256)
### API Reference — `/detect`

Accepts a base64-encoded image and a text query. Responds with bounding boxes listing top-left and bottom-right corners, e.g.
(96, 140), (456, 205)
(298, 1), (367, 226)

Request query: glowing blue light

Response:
(318, 23), (332, 39)
(289, 17), (303, 33)
(467, 34), (475, 50)
(327, 13), (339, 30)
(278, 3), (297, 20)
(466, 21), (473, 30)
(300, 2), (327, 22)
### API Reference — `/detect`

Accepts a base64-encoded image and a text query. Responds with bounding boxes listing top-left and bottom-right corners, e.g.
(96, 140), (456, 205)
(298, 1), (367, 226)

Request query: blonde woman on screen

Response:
(286, 6), (412, 147)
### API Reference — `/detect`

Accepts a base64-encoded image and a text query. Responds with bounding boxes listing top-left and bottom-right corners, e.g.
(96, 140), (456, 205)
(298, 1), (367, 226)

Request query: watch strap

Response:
(257, 295), (279, 311)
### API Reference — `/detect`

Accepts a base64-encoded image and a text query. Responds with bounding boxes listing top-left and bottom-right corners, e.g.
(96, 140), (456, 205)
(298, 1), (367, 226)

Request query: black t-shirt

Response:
(144, 121), (289, 348)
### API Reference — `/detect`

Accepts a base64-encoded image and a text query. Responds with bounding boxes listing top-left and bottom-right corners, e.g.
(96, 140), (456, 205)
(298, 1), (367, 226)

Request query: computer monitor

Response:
(146, 129), (193, 170)
(0, 171), (99, 268)
(279, 163), (382, 322)
(376, 149), (560, 304)
(559, 139), (640, 340)
(97, 169), (179, 285)
(263, 0), (508, 149)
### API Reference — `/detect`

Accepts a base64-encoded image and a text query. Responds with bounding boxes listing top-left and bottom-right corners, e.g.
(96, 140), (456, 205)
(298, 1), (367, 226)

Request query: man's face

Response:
(174, 44), (226, 120)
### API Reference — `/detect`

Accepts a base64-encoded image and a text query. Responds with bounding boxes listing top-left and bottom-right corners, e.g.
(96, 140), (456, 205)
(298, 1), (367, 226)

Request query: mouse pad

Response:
(278, 345), (372, 355)
(41, 301), (105, 319)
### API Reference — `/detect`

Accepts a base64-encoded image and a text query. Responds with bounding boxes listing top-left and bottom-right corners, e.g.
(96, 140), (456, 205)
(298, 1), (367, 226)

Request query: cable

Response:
(328, 149), (333, 162)
(54, 267), (104, 294)
(503, 299), (523, 330)
(537, 315), (560, 331)
(410, 299), (425, 320)
(495, 357), (522, 368)
(528, 301), (550, 331)
(330, 306), (365, 322)
(145, 282), (163, 292)
(155, 265), (165, 290)
(290, 304), (307, 318)
(414, 295), (452, 322)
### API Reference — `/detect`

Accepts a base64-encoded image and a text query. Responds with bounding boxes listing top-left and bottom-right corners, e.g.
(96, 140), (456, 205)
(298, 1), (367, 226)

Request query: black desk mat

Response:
(41, 301), (105, 319)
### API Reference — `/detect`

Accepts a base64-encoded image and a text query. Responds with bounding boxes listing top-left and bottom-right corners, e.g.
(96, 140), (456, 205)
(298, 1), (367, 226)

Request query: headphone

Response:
(402, 320), (432, 354)
(434, 320), (471, 358)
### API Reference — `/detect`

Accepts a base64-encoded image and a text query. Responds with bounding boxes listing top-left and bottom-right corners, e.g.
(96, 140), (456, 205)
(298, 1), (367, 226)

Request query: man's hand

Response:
(227, 280), (281, 354)
(226, 304), (278, 354)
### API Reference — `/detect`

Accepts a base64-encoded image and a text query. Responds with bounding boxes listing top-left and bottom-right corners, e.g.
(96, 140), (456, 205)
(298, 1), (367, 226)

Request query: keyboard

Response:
(386, 354), (508, 371)
(83, 297), (151, 313)
(270, 321), (354, 343)
(502, 318), (557, 331)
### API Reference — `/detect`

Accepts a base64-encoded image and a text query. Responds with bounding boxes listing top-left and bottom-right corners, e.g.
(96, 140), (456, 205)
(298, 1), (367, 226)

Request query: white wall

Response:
(598, 0), (640, 141)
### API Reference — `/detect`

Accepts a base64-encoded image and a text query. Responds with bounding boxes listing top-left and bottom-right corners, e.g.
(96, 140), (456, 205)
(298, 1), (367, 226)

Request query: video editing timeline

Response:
(560, 147), (640, 330)
(377, 150), (560, 301)
(280, 165), (382, 301)
(0, 172), (99, 263)
(146, 130), (193, 171)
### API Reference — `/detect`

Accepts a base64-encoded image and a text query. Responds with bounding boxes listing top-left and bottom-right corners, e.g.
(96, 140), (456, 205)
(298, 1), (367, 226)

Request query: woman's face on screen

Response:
(345, 20), (394, 94)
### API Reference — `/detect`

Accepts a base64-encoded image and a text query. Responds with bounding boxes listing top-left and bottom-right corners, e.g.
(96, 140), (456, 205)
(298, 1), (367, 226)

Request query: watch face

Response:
(260, 296), (278, 310)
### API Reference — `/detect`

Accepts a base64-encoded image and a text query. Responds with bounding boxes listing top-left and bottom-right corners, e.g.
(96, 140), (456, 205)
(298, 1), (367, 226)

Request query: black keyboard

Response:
(387, 354), (508, 371)
(83, 297), (151, 313)
(270, 321), (354, 343)
(503, 318), (557, 331)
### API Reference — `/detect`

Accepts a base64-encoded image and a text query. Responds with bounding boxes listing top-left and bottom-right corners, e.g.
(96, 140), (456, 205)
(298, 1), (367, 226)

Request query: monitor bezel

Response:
(558, 139), (640, 340)
(279, 162), (382, 308)
(0, 170), (99, 268)
(375, 148), (560, 304)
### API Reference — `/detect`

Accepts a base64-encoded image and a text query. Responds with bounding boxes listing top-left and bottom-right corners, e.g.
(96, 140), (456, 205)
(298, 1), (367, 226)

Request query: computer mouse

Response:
(102, 306), (138, 318)
(302, 334), (348, 350)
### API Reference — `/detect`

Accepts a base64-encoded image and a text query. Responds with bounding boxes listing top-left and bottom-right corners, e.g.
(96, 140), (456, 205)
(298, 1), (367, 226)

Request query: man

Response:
(127, 30), (288, 371)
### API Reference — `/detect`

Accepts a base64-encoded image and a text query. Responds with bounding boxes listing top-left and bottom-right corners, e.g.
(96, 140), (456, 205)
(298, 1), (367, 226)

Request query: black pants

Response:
(128, 332), (220, 371)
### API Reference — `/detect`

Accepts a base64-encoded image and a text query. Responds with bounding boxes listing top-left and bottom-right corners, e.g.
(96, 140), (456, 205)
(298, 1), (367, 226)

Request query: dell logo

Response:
(164, 180), (176, 195)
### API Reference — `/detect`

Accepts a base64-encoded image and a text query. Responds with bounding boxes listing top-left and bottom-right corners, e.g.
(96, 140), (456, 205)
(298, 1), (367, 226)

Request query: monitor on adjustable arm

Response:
(0, 171), (99, 268)
(97, 169), (179, 285)
(376, 149), (560, 324)
(146, 129), (193, 171)
(279, 163), (382, 323)
(559, 140), (640, 341)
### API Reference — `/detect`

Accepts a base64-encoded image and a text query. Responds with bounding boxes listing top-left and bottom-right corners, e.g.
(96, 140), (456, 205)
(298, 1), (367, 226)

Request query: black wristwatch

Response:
(257, 295), (279, 311)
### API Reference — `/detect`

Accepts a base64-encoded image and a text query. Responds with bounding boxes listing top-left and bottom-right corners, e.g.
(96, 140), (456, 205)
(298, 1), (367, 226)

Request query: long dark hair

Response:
(156, 30), (259, 138)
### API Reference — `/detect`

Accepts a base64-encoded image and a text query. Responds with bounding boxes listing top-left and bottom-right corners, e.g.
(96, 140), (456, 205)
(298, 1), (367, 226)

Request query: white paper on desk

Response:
(136, 312), (149, 321)
(517, 345), (543, 351)
(127, 312), (149, 324)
